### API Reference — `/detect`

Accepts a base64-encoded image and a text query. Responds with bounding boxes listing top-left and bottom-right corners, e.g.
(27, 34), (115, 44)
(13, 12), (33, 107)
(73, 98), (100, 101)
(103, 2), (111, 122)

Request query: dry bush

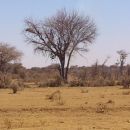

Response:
(81, 89), (88, 93)
(39, 119), (47, 126)
(90, 78), (104, 87)
(104, 79), (115, 86)
(86, 79), (115, 87)
(96, 103), (108, 113)
(10, 81), (24, 94)
(39, 76), (62, 87)
(10, 83), (19, 94)
(18, 119), (24, 128)
(106, 99), (115, 104)
(85, 80), (101, 87)
(0, 74), (12, 88)
(69, 80), (85, 87)
(46, 90), (65, 105)
(77, 128), (83, 130)
(100, 94), (105, 98)
(122, 91), (130, 95)
(46, 90), (61, 101)
(17, 81), (25, 90)
(122, 79), (130, 89)
(4, 118), (12, 129)
(57, 99), (65, 106)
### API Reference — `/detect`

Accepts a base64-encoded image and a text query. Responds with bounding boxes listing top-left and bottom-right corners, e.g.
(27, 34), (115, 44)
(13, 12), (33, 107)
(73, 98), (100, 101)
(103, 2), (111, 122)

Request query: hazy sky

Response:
(0, 0), (130, 68)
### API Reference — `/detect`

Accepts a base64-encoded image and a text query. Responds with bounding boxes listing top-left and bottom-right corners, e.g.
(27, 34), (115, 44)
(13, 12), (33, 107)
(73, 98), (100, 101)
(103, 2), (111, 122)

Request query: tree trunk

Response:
(59, 57), (65, 81)
(120, 61), (124, 76)
(65, 51), (73, 82)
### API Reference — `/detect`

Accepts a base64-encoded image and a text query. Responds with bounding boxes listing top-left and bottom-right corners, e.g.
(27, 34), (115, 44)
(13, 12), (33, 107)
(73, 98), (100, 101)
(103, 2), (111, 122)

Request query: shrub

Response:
(17, 81), (25, 90)
(4, 118), (12, 129)
(115, 80), (122, 86)
(85, 78), (105, 87)
(47, 79), (61, 87)
(39, 76), (62, 87)
(122, 79), (130, 89)
(46, 90), (65, 105)
(104, 79), (115, 86)
(81, 89), (88, 93)
(85, 79), (115, 87)
(122, 91), (130, 95)
(46, 90), (61, 101)
(69, 80), (85, 87)
(96, 103), (108, 113)
(10, 83), (19, 94)
(106, 99), (115, 104)
(0, 74), (11, 88)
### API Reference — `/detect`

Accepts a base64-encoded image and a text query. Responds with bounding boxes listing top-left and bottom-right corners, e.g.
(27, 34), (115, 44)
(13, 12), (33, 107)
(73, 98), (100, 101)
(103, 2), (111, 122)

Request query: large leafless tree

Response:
(0, 43), (22, 72)
(24, 9), (97, 82)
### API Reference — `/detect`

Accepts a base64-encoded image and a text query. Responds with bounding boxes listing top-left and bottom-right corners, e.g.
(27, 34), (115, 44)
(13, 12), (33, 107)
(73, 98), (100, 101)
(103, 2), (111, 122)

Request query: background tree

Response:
(101, 56), (110, 79)
(24, 9), (97, 82)
(0, 43), (22, 73)
(117, 50), (128, 76)
(91, 60), (99, 79)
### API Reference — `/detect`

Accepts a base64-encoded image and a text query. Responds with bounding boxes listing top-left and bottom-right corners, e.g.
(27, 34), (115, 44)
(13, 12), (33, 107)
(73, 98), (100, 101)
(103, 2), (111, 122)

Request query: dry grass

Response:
(96, 102), (108, 113)
(122, 91), (130, 95)
(4, 118), (12, 129)
(46, 90), (61, 101)
(0, 87), (130, 130)
(80, 89), (88, 93)
(46, 90), (65, 105)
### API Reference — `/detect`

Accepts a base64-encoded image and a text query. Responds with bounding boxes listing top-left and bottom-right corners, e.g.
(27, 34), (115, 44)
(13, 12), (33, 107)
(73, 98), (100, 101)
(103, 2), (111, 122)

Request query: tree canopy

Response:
(0, 43), (22, 72)
(24, 9), (97, 81)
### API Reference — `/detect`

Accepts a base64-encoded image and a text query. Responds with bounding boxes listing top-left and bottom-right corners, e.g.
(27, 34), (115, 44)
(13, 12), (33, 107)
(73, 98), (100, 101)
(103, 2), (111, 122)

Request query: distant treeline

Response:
(1, 63), (129, 88)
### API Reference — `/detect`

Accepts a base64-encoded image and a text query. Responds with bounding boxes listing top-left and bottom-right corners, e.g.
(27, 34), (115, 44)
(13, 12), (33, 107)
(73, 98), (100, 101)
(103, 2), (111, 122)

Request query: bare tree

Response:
(91, 60), (99, 79)
(0, 43), (22, 72)
(101, 56), (110, 78)
(24, 9), (97, 82)
(117, 50), (128, 75)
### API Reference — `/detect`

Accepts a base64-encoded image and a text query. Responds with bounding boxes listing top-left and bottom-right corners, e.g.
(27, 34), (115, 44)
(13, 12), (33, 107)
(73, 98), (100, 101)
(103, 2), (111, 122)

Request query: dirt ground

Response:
(0, 86), (130, 130)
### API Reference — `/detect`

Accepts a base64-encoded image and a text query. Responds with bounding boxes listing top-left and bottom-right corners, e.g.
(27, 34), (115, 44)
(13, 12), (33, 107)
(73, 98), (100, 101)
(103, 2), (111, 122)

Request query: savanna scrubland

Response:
(0, 9), (130, 130)
(1, 87), (130, 130)
(1, 58), (130, 130)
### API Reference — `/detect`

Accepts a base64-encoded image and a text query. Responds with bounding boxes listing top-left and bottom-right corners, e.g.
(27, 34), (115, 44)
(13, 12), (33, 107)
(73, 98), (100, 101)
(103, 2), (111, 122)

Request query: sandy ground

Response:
(0, 86), (130, 130)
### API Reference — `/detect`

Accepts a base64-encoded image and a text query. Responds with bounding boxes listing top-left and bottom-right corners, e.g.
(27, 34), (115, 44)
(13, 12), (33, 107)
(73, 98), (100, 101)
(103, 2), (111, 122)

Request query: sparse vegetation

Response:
(96, 102), (108, 113)
(69, 80), (85, 87)
(0, 87), (129, 129)
(46, 90), (61, 101)
(0, 73), (11, 88)
(10, 82), (19, 94)
(46, 90), (65, 105)
(4, 118), (12, 129)
(106, 99), (115, 104)
(39, 76), (62, 87)
(122, 91), (130, 95)
(81, 89), (88, 93)
(0, 2), (130, 130)
(122, 78), (130, 89)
